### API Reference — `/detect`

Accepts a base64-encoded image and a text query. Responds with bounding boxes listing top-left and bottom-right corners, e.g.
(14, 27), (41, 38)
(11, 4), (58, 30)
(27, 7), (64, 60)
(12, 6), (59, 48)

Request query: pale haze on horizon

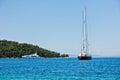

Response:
(0, 0), (120, 57)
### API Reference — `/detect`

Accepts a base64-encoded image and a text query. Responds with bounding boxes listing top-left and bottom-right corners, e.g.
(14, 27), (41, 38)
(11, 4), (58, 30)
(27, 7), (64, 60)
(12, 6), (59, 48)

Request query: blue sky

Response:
(0, 0), (120, 57)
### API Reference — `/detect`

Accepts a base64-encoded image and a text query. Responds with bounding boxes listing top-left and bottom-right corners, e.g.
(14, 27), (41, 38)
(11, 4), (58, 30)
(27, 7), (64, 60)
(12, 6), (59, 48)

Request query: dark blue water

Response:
(0, 58), (120, 80)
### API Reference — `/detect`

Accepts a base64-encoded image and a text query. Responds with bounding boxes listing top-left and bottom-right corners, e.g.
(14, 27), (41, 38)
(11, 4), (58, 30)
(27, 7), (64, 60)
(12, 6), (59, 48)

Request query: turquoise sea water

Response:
(0, 58), (120, 80)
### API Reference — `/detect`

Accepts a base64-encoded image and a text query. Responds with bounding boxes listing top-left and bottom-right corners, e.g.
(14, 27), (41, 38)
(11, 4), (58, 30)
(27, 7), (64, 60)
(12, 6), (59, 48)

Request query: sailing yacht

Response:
(78, 7), (92, 60)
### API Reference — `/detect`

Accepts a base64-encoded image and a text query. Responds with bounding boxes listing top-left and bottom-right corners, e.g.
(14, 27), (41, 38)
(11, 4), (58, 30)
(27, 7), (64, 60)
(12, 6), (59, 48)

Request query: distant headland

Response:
(0, 40), (69, 58)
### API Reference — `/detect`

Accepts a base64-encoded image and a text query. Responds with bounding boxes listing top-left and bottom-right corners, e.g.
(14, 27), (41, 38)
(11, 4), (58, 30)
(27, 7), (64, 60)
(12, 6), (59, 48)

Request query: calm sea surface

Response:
(0, 57), (120, 80)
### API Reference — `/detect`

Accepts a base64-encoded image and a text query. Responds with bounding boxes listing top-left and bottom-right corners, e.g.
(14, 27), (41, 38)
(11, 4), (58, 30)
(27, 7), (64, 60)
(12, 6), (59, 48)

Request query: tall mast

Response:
(82, 7), (88, 53)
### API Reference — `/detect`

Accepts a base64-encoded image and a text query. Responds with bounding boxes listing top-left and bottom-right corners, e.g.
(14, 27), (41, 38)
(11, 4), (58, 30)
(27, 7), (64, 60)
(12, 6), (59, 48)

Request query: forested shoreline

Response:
(0, 40), (69, 58)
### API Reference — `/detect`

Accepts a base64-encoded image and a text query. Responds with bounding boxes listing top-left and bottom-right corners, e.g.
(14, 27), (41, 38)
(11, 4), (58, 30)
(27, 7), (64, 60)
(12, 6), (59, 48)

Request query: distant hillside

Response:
(0, 40), (69, 58)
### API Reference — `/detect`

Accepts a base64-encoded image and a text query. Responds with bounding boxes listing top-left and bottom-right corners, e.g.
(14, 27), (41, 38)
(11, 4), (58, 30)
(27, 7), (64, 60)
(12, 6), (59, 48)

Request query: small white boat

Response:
(22, 53), (39, 58)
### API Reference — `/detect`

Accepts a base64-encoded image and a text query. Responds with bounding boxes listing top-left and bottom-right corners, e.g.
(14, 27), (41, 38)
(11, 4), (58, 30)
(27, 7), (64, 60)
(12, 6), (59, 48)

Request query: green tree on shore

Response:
(0, 40), (69, 58)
